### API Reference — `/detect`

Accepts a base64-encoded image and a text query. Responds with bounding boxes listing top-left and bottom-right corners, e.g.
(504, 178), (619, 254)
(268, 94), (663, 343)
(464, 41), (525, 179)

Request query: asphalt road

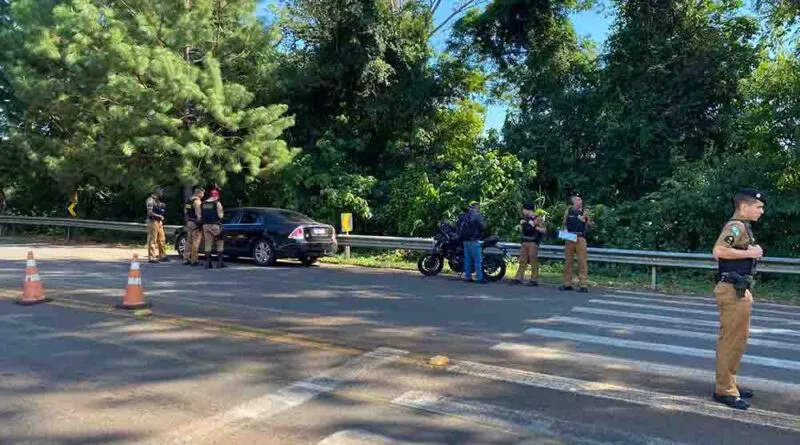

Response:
(0, 242), (798, 444)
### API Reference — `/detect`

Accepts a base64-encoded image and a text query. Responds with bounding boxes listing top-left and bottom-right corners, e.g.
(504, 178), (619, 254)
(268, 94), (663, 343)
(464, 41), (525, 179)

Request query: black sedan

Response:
(174, 207), (338, 266)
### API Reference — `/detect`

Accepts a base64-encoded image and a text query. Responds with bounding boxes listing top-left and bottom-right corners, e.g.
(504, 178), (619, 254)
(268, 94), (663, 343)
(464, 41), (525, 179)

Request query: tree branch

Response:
(429, 0), (489, 38)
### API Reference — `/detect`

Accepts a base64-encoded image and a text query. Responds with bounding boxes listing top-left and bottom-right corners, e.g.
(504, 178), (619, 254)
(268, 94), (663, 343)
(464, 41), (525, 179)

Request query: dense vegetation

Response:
(1, 0), (799, 256)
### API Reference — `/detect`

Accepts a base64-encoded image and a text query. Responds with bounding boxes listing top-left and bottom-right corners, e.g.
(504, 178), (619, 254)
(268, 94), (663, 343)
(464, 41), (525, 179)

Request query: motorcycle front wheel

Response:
(418, 254), (445, 276)
(483, 255), (507, 282)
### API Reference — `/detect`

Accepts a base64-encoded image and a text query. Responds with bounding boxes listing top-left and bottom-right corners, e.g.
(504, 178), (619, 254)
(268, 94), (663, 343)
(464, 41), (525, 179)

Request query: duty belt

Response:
(716, 272), (755, 299)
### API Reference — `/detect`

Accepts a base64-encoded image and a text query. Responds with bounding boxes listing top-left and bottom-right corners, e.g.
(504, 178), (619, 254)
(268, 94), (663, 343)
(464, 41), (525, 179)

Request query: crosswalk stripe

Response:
(491, 342), (800, 393)
(589, 300), (800, 326)
(392, 390), (690, 445)
(602, 294), (800, 318)
(539, 316), (800, 352)
(447, 361), (800, 433)
(610, 290), (800, 313)
(317, 429), (421, 445)
(523, 327), (800, 371)
(572, 307), (800, 338)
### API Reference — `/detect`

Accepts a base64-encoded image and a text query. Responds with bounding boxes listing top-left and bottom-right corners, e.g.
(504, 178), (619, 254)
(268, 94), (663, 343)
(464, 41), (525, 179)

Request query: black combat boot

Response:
(205, 255), (212, 269)
(217, 254), (227, 269)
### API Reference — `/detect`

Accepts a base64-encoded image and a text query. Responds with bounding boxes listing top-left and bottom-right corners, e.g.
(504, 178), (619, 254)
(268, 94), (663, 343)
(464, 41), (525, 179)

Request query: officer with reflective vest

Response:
(560, 192), (592, 292)
(202, 189), (226, 269)
(182, 187), (204, 266)
(711, 188), (765, 410)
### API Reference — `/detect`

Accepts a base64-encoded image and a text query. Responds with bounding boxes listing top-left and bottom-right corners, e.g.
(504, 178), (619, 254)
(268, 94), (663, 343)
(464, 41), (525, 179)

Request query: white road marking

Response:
(611, 290), (800, 312)
(447, 362), (800, 433)
(491, 342), (800, 393)
(393, 390), (692, 445)
(571, 307), (800, 338)
(147, 347), (408, 445)
(522, 328), (800, 371)
(317, 429), (430, 445)
(589, 300), (800, 326)
(537, 316), (800, 352)
(602, 294), (800, 318)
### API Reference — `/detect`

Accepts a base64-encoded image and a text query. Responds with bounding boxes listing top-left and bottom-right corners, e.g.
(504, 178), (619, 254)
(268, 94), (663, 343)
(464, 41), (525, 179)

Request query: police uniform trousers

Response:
(147, 219), (166, 260)
(515, 242), (540, 281)
(184, 221), (202, 263)
(564, 237), (588, 286)
(203, 223), (223, 255)
(714, 282), (753, 397)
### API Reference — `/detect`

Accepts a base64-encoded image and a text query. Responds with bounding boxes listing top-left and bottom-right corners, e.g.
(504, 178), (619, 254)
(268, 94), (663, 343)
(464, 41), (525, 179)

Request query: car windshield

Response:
(269, 209), (314, 223)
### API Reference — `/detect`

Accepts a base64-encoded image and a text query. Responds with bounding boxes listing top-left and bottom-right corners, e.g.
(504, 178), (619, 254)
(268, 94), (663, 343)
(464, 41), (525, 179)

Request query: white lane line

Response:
(317, 429), (430, 445)
(589, 300), (800, 326)
(538, 316), (800, 352)
(491, 342), (800, 394)
(612, 290), (800, 312)
(522, 328), (800, 371)
(393, 390), (691, 445)
(147, 347), (408, 445)
(602, 294), (800, 319)
(571, 307), (800, 338)
(447, 362), (800, 433)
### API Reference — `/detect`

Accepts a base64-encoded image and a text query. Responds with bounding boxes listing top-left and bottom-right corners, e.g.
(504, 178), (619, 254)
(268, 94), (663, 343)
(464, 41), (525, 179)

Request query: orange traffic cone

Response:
(116, 254), (151, 310)
(16, 250), (52, 306)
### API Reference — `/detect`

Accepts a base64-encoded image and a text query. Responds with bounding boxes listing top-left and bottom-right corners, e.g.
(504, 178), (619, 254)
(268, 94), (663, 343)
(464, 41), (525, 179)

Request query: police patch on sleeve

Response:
(731, 226), (741, 238)
(724, 235), (735, 246)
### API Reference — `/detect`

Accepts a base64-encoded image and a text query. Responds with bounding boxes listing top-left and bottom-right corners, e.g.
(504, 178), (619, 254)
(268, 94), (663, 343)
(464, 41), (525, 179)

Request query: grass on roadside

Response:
(322, 249), (800, 306)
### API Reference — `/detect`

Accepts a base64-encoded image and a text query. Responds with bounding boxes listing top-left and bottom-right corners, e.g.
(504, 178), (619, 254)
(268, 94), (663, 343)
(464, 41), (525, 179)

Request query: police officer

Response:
(512, 203), (547, 286)
(561, 192), (591, 292)
(711, 188), (765, 410)
(183, 187), (204, 266)
(202, 189), (226, 269)
(145, 186), (168, 263)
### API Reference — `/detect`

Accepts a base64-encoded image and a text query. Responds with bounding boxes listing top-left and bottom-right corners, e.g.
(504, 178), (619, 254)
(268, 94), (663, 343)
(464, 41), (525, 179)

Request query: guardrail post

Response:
(651, 266), (657, 290)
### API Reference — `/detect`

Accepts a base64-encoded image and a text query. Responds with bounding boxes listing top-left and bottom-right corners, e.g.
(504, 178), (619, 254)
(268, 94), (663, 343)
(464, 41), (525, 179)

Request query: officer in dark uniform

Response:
(202, 190), (226, 269)
(711, 188), (765, 410)
(182, 187), (204, 266)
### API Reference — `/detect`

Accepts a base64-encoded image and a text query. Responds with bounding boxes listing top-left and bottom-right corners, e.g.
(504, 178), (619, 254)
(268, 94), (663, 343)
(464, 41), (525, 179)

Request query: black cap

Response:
(738, 187), (765, 203)
(523, 202), (535, 210)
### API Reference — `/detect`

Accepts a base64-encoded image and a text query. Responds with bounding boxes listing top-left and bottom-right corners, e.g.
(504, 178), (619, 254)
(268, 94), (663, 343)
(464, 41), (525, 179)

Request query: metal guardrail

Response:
(2, 216), (799, 289)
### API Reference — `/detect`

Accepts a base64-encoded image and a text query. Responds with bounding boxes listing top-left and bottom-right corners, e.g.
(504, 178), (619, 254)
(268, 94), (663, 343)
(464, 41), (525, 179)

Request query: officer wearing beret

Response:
(711, 188), (765, 410)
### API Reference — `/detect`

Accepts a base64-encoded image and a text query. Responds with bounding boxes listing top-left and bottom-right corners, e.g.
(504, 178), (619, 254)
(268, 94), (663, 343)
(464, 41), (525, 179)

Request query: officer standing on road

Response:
(202, 189), (226, 269)
(711, 188), (765, 410)
(561, 192), (591, 292)
(145, 186), (168, 263)
(183, 186), (204, 266)
(511, 202), (547, 286)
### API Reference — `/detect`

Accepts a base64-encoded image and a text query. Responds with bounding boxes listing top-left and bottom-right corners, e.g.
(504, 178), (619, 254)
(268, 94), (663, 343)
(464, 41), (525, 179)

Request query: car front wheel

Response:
(253, 239), (277, 267)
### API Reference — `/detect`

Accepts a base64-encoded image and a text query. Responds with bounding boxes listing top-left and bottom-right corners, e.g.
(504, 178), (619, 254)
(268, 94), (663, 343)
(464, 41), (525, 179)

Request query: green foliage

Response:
(1, 0), (294, 216)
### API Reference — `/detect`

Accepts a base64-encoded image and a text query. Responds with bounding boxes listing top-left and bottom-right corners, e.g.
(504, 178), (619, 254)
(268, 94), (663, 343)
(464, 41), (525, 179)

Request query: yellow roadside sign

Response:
(67, 192), (78, 217)
(340, 213), (352, 233)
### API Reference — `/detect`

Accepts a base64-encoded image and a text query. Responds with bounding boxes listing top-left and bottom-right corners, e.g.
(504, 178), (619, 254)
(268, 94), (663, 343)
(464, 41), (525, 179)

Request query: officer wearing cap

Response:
(202, 189), (226, 269)
(561, 192), (592, 292)
(711, 188), (765, 410)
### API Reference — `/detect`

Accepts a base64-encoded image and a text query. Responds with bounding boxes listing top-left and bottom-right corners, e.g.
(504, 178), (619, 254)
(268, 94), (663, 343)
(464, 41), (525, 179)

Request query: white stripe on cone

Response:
(131, 262), (140, 270)
(128, 277), (142, 286)
(25, 274), (41, 282)
(26, 260), (36, 267)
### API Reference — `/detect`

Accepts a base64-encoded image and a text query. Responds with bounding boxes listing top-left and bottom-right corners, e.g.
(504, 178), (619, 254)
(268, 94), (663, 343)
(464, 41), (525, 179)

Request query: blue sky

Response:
(258, 0), (615, 130)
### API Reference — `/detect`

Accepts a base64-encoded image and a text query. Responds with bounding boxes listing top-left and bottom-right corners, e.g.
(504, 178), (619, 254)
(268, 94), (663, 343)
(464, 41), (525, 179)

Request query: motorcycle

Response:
(417, 222), (508, 281)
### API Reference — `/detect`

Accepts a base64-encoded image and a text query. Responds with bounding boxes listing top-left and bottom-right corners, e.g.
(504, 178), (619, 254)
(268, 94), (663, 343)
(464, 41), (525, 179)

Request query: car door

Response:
(219, 209), (242, 254)
(227, 209), (263, 254)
